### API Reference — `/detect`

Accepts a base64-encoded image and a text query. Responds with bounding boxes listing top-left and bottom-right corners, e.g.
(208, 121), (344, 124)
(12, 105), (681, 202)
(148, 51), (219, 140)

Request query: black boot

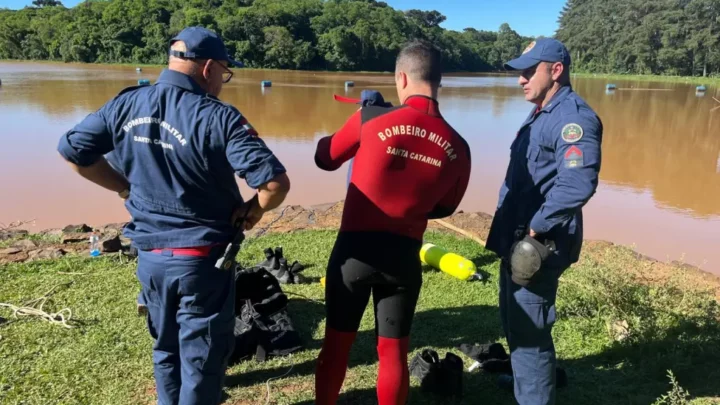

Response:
(257, 247), (279, 271)
(409, 349), (442, 392)
(438, 352), (464, 398)
(273, 257), (292, 284)
(289, 260), (305, 274)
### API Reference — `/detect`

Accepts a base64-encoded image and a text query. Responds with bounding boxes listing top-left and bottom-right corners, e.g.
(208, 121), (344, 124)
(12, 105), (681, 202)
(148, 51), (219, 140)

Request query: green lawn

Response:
(1, 229), (718, 405)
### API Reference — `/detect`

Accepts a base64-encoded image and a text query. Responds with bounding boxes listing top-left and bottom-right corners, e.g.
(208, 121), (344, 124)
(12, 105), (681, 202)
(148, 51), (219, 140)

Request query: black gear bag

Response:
(229, 265), (304, 364)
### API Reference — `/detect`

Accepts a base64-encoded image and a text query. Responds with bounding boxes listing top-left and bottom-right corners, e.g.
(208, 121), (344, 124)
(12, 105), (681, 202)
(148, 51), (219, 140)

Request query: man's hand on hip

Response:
(232, 195), (264, 231)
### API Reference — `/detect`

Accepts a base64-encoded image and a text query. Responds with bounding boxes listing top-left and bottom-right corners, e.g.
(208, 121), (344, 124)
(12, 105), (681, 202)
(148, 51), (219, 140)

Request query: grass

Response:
(1, 229), (719, 405)
(573, 72), (720, 87)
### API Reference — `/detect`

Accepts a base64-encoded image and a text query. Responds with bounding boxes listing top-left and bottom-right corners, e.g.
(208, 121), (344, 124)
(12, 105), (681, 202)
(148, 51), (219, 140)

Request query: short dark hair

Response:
(396, 40), (442, 84)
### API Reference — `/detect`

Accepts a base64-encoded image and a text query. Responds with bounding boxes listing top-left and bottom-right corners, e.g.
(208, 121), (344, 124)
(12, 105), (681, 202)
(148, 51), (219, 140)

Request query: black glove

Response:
(256, 247), (306, 284)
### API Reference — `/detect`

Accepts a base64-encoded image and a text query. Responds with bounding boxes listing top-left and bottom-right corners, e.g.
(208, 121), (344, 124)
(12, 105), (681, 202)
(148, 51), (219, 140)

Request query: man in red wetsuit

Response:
(313, 40), (472, 405)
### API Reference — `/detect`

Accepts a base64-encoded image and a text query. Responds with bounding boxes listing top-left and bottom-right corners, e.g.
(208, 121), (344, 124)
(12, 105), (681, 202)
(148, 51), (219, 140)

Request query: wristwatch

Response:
(118, 188), (130, 199)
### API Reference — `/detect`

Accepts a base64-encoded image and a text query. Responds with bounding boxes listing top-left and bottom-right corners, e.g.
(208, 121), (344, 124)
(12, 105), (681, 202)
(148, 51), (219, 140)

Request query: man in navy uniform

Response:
(485, 37), (603, 405)
(57, 26), (290, 404)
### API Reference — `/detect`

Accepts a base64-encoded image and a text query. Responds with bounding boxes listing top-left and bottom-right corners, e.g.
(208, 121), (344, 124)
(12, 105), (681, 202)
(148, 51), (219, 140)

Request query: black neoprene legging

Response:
(324, 231), (423, 339)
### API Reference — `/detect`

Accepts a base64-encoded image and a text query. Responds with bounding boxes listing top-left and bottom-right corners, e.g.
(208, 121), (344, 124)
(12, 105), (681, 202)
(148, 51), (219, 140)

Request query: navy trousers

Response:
(136, 249), (236, 405)
(500, 259), (562, 405)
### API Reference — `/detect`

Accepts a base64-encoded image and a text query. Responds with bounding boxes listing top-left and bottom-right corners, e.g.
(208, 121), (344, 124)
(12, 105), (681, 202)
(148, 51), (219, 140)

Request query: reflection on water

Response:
(1, 62), (718, 273)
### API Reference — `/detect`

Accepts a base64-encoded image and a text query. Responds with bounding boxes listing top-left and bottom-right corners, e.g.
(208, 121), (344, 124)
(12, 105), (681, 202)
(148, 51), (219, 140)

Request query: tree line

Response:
(556, 0), (720, 77)
(0, 0), (532, 72)
(2, 0), (717, 77)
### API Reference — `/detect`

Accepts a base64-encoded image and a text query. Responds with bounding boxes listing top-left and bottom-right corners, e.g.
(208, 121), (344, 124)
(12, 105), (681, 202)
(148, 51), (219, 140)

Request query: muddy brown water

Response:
(1, 61), (718, 274)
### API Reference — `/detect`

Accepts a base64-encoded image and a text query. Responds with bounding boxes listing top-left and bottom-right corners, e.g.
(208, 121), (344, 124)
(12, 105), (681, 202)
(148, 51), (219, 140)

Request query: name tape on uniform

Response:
(376, 125), (457, 161)
(386, 147), (443, 168)
(123, 117), (187, 147)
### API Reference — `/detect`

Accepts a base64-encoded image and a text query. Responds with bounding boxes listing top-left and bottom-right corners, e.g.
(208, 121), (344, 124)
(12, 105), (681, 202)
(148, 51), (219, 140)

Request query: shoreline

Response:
(2, 59), (718, 86)
(572, 72), (720, 86)
(2, 200), (719, 292)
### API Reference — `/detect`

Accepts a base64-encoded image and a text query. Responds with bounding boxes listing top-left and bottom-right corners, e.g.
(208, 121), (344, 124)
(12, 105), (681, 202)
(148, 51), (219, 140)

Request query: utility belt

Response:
(146, 236), (241, 272)
(149, 244), (223, 257)
(506, 225), (556, 287)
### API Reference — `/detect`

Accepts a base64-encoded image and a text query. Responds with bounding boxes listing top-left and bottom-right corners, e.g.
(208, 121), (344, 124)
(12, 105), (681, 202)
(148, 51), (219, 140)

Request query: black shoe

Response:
(458, 342), (508, 363)
(289, 260), (305, 274)
(482, 358), (512, 373)
(438, 352), (464, 398)
(409, 349), (442, 392)
(458, 342), (511, 374)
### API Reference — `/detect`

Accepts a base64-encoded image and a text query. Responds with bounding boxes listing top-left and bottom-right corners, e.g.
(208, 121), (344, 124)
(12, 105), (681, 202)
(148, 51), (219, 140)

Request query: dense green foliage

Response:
(0, 0), (532, 72)
(557, 0), (720, 77)
(3, 0), (717, 76)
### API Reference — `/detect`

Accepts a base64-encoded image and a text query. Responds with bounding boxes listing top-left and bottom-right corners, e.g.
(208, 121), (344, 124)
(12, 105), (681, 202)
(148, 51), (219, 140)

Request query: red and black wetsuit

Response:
(313, 95), (472, 405)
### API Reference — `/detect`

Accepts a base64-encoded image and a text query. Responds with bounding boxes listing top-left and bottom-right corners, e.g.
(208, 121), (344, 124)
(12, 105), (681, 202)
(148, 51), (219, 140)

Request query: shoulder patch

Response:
(561, 123), (583, 143)
(563, 145), (584, 168)
(239, 116), (259, 137)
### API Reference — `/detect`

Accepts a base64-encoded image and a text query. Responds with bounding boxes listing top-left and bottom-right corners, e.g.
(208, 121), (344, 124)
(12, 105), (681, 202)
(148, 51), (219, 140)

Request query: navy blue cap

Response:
(333, 90), (393, 107)
(169, 26), (244, 68)
(504, 38), (571, 70)
(359, 90), (390, 106)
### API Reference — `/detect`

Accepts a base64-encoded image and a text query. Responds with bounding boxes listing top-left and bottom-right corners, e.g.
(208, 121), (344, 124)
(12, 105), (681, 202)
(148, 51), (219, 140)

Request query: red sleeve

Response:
(428, 144), (471, 219)
(314, 110), (362, 171)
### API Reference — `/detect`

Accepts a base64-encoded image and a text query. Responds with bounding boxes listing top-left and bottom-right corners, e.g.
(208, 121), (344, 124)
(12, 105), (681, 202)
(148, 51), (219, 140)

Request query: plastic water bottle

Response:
(89, 232), (100, 257)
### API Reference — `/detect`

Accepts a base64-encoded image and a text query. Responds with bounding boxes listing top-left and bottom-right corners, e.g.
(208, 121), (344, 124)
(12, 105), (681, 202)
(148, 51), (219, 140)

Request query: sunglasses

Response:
(212, 60), (233, 83)
(169, 50), (234, 83)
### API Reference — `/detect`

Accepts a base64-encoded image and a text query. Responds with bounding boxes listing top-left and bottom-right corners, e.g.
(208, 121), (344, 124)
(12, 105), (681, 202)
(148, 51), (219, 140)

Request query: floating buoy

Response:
(697, 85), (707, 92)
(138, 79), (150, 86)
(261, 80), (272, 88)
(606, 83), (617, 90)
(136, 67), (142, 72)
(345, 81), (354, 87)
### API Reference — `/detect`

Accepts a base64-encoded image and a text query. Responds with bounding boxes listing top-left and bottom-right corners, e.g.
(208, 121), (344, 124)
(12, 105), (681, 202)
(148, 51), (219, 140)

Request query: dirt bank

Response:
(2, 200), (718, 298)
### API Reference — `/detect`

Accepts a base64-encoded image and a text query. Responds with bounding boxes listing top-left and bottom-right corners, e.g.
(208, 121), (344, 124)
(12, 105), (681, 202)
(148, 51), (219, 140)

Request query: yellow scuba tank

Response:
(420, 243), (480, 281)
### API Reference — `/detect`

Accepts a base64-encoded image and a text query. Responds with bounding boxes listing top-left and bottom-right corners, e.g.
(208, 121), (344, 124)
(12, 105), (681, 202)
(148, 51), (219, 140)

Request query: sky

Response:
(1, 0), (566, 38)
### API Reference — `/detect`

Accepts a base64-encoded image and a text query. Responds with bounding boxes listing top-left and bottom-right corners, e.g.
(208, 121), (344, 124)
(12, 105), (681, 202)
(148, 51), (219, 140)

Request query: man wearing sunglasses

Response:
(57, 26), (290, 404)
